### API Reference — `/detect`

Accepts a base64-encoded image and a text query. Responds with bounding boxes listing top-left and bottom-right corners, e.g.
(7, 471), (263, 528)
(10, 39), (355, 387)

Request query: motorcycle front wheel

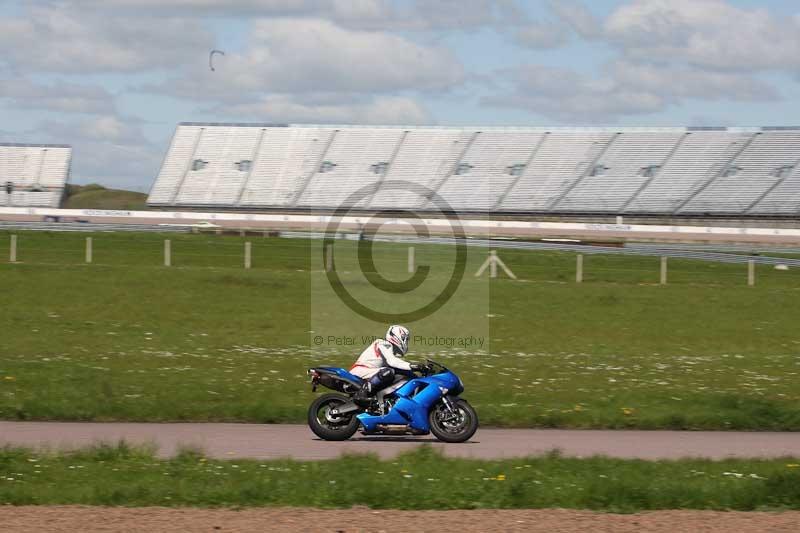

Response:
(428, 398), (478, 443)
(307, 393), (360, 441)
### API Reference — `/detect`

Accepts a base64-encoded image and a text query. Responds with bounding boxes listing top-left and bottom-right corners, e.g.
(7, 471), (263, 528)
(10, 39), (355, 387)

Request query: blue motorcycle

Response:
(307, 359), (478, 443)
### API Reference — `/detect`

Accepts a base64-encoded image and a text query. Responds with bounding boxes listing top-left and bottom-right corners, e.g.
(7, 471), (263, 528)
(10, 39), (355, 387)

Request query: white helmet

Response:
(386, 325), (410, 356)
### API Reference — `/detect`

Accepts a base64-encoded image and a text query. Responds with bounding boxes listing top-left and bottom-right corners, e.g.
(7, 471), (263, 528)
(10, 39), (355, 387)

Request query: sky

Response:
(2, 0), (800, 191)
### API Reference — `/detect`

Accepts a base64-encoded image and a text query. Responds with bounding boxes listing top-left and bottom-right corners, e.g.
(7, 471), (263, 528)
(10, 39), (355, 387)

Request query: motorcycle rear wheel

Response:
(307, 393), (360, 441)
(429, 398), (478, 443)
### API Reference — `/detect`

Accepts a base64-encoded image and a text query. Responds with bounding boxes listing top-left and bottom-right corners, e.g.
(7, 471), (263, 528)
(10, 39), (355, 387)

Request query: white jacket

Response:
(349, 339), (411, 379)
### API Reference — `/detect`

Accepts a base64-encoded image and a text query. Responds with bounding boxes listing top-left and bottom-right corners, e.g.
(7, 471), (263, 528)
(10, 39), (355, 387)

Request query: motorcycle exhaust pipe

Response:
(376, 424), (409, 434)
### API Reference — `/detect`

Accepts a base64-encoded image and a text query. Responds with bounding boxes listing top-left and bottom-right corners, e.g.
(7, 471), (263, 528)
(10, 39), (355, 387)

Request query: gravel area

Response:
(1, 507), (799, 532)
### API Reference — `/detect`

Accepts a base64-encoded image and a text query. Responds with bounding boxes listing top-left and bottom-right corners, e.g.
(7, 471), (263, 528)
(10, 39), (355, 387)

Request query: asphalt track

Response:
(1, 423), (799, 460)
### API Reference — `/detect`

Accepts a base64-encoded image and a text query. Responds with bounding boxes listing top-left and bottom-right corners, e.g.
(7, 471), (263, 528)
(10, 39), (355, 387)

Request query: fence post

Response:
(408, 246), (415, 274)
(164, 239), (171, 267)
(85, 237), (93, 264)
(9, 234), (17, 262)
(325, 244), (333, 272)
(660, 256), (667, 285)
(576, 254), (583, 283)
(244, 242), (252, 269)
(748, 260), (755, 286)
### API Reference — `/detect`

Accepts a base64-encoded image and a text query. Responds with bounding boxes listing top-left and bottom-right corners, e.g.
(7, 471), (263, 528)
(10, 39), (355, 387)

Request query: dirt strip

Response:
(2, 423), (800, 460)
(1, 507), (799, 533)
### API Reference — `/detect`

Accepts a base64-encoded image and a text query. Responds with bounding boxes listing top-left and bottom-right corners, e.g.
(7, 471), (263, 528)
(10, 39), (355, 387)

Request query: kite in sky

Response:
(209, 49), (225, 71)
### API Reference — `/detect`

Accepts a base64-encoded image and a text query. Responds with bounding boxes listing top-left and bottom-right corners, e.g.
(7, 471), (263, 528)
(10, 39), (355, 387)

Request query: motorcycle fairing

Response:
(356, 370), (460, 433)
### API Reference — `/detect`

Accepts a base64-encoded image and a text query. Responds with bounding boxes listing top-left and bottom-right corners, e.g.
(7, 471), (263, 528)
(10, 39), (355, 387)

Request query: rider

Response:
(350, 325), (421, 405)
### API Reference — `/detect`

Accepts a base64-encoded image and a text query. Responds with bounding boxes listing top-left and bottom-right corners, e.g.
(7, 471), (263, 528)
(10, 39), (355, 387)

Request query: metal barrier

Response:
(359, 235), (800, 267)
(0, 222), (192, 233)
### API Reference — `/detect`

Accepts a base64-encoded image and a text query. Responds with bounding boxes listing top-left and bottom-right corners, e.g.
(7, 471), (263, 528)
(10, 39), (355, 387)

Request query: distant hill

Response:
(62, 184), (148, 210)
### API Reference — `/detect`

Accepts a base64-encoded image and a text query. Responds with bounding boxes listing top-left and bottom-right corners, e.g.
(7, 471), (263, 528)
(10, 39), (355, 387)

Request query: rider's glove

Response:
(410, 363), (423, 371)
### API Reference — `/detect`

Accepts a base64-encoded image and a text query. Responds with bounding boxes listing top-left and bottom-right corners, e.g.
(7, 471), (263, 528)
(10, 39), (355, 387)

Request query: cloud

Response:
(483, 60), (778, 122)
(66, 0), (392, 18)
(513, 22), (570, 49)
(35, 115), (161, 189)
(0, 5), (213, 73)
(399, 0), (520, 31)
(215, 94), (431, 124)
(563, 0), (800, 72)
(71, 140), (162, 190)
(65, 0), (521, 31)
(483, 64), (664, 122)
(147, 18), (464, 99)
(0, 79), (116, 114)
(1, 3), (462, 189)
(488, 0), (789, 121)
(74, 116), (149, 144)
(246, 18), (464, 92)
(550, 0), (601, 38)
(7, 0), (796, 188)
(611, 60), (779, 101)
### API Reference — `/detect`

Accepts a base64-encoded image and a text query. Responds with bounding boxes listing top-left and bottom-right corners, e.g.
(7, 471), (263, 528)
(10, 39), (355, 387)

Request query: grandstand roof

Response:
(176, 123), (800, 133)
(178, 122), (288, 128)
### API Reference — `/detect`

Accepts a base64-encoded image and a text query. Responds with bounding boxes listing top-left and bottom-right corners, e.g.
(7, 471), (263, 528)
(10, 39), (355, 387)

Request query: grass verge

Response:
(1, 230), (800, 428)
(1, 443), (799, 511)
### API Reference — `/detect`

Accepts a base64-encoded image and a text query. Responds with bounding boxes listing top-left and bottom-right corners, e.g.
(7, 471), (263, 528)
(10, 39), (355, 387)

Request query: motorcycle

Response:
(306, 359), (478, 443)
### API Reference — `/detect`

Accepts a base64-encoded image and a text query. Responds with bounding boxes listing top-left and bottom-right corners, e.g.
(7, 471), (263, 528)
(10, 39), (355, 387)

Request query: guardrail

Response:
(2, 206), (800, 239)
(627, 242), (800, 254)
(0, 222), (192, 233)
(366, 235), (800, 267)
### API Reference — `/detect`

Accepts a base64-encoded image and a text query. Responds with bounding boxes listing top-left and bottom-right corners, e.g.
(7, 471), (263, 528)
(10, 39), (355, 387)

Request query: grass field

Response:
(1, 443), (799, 511)
(1, 230), (800, 429)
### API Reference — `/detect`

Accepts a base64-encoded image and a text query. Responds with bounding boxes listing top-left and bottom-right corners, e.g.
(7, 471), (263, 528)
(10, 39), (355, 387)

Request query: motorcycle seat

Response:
(314, 366), (364, 384)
